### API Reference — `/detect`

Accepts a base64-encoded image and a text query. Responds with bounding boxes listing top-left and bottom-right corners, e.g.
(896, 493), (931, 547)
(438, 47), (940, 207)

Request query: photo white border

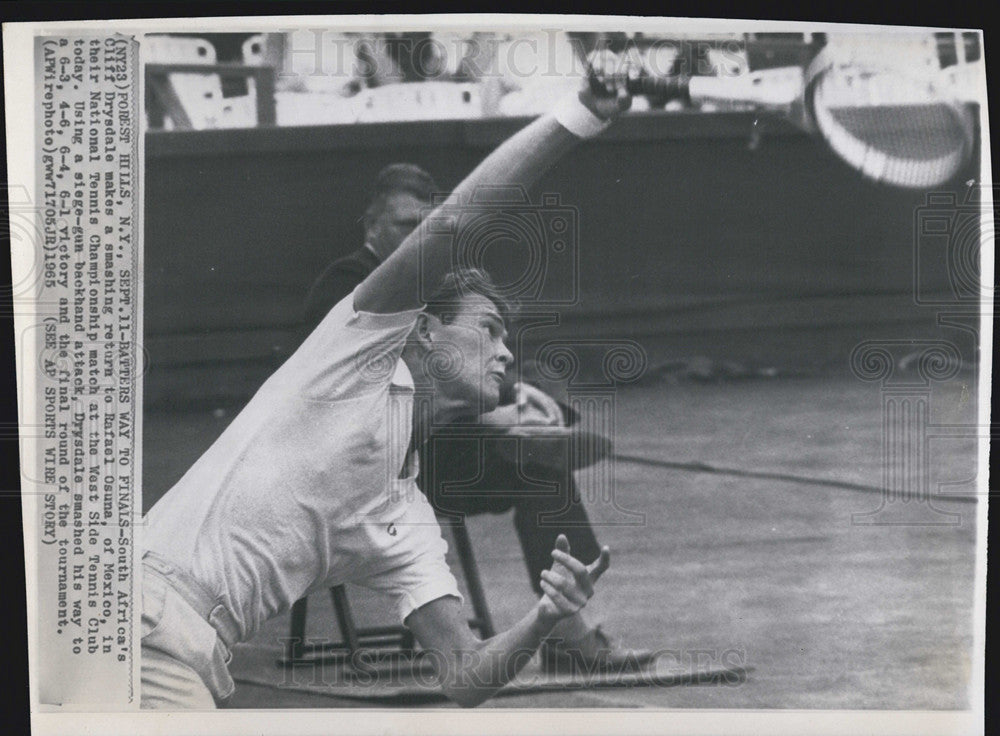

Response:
(5, 12), (989, 736)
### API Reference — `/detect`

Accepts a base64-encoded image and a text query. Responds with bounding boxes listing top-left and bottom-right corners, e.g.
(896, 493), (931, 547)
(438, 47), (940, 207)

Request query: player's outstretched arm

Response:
(405, 534), (611, 707)
(354, 51), (632, 315)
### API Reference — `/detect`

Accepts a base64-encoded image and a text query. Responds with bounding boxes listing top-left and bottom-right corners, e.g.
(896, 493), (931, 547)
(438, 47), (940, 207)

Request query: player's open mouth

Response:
(488, 371), (504, 383)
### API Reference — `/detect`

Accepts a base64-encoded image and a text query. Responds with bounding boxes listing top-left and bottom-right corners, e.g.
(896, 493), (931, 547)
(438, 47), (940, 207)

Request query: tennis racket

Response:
(624, 47), (976, 189)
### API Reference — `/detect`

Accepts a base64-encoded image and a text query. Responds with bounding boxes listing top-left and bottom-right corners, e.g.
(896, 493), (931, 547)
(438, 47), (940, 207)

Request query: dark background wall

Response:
(143, 112), (980, 407)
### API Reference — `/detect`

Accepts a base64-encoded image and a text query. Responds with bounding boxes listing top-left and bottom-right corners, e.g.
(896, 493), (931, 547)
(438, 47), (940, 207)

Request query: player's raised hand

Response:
(579, 49), (634, 120)
(538, 534), (611, 623)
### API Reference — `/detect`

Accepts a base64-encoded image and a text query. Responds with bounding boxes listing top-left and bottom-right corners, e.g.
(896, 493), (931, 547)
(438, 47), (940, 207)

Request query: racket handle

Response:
(625, 67), (804, 109)
(624, 72), (692, 103)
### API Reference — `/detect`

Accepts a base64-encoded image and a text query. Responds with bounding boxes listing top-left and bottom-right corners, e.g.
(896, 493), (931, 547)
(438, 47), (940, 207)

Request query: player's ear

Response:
(412, 312), (435, 351)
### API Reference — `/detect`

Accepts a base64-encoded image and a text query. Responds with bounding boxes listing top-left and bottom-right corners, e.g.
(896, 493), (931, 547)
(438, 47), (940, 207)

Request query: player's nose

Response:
(497, 341), (514, 366)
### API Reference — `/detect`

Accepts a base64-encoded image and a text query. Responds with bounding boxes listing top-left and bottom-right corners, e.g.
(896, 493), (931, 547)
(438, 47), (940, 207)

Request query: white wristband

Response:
(551, 92), (611, 139)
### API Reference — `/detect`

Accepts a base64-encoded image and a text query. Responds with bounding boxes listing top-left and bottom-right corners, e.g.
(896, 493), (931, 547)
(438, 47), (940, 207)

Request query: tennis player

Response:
(303, 162), (653, 673)
(141, 52), (633, 709)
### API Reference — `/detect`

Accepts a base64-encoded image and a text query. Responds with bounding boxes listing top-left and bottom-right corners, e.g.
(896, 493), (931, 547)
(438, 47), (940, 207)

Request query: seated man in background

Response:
(304, 163), (651, 673)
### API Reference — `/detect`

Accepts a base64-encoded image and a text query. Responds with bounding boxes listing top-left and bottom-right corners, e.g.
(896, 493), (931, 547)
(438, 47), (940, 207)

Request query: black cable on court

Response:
(614, 453), (978, 504)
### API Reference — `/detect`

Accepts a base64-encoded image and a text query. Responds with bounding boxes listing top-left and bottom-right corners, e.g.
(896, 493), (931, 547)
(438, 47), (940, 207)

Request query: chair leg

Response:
(400, 626), (415, 656)
(280, 524), (496, 669)
(286, 597), (308, 661)
(330, 585), (361, 656)
(450, 518), (496, 639)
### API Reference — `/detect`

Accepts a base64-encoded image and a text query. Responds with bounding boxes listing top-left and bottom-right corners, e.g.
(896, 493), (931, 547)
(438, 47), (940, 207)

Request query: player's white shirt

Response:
(143, 291), (461, 645)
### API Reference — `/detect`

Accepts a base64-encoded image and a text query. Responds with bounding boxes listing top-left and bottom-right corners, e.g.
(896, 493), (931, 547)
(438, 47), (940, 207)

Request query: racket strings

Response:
(810, 66), (970, 188)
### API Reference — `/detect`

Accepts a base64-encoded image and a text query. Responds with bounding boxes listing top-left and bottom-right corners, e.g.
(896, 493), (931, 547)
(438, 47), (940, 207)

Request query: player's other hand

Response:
(579, 49), (634, 120)
(538, 534), (611, 625)
(479, 383), (563, 428)
(514, 382), (564, 427)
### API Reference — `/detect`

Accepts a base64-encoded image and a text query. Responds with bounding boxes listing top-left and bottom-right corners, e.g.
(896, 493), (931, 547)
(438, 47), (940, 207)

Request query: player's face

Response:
(424, 293), (513, 414)
(367, 192), (425, 259)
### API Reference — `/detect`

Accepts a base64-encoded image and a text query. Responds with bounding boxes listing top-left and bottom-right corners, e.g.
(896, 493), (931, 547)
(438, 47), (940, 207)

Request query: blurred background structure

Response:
(144, 30), (983, 129)
(142, 29), (984, 408)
